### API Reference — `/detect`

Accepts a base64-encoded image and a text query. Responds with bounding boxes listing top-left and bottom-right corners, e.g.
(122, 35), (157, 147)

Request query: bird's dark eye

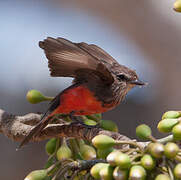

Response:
(117, 74), (128, 81)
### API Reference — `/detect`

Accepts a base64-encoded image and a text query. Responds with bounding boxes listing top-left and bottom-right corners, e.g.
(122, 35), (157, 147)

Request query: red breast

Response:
(52, 85), (114, 116)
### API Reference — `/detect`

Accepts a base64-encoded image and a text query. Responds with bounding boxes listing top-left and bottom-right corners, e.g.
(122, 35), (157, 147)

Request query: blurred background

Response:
(0, 0), (181, 179)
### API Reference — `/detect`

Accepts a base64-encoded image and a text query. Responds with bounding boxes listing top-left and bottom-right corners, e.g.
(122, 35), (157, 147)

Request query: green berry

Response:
(174, 0), (181, 12)
(146, 142), (154, 151)
(172, 123), (181, 140)
(129, 165), (146, 180)
(24, 170), (48, 180)
(84, 119), (97, 126)
(26, 90), (52, 104)
(136, 124), (152, 140)
(141, 154), (155, 170)
(162, 111), (180, 119)
(141, 154), (156, 170)
(149, 143), (164, 158)
(92, 135), (115, 149)
(157, 119), (179, 133)
(115, 153), (131, 169)
(164, 142), (179, 159)
(174, 163), (181, 179)
(155, 174), (170, 180)
(99, 164), (114, 180)
(80, 144), (96, 160)
(100, 120), (118, 132)
(45, 138), (57, 155)
(56, 142), (72, 160)
(90, 163), (109, 179)
(113, 166), (128, 180)
(107, 151), (123, 166)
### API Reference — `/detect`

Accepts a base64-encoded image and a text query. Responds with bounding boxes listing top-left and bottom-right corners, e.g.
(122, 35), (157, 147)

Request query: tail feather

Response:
(18, 93), (61, 150)
(17, 116), (53, 150)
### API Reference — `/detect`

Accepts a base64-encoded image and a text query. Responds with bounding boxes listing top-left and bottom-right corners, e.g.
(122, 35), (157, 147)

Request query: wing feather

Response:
(39, 37), (114, 83)
(39, 37), (98, 77)
(77, 42), (117, 65)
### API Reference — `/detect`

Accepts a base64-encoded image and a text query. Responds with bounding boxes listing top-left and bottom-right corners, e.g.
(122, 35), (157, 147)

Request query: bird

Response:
(19, 37), (145, 148)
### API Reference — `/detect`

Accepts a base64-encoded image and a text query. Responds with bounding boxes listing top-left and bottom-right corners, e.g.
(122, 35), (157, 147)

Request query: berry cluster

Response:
(24, 90), (181, 180)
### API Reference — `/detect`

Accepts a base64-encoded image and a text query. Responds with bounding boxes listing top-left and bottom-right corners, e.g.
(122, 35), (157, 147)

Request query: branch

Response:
(0, 109), (145, 148)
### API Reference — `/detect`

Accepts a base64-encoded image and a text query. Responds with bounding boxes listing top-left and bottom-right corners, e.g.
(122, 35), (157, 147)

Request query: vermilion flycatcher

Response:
(19, 37), (145, 148)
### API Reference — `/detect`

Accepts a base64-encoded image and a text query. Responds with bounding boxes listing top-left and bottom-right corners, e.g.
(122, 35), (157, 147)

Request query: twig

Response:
(0, 109), (146, 150)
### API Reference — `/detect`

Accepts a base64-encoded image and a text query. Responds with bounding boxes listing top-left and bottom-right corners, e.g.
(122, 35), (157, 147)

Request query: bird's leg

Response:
(69, 111), (83, 124)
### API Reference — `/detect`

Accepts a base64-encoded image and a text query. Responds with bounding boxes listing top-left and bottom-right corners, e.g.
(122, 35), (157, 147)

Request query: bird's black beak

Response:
(129, 79), (146, 86)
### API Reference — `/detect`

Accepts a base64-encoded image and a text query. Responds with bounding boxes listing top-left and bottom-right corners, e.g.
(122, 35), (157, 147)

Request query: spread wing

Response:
(76, 42), (117, 65)
(39, 37), (115, 84)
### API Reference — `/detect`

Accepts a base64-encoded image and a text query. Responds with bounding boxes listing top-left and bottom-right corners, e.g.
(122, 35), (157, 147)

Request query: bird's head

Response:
(112, 64), (146, 97)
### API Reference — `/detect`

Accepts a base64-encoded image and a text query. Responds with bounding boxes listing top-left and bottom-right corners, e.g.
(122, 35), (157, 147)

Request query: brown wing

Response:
(39, 37), (114, 84)
(39, 37), (98, 77)
(76, 42), (117, 65)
